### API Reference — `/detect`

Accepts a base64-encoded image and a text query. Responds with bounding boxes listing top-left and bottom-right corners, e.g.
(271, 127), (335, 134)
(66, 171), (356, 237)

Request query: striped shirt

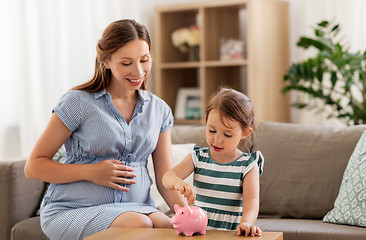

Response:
(40, 89), (173, 240)
(192, 146), (264, 231)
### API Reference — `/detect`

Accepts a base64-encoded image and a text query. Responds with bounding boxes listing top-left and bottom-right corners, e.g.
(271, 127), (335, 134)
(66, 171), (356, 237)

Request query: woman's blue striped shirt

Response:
(40, 89), (173, 240)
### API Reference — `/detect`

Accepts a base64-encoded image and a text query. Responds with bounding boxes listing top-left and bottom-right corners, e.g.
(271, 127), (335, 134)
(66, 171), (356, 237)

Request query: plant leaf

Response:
(297, 37), (332, 51)
(316, 68), (323, 82)
(330, 71), (337, 89)
(318, 20), (329, 28)
(331, 24), (339, 32)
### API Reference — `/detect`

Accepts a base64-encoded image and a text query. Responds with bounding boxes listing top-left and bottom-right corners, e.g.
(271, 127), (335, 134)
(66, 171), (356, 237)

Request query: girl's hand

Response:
(173, 180), (196, 204)
(87, 159), (136, 191)
(236, 222), (262, 237)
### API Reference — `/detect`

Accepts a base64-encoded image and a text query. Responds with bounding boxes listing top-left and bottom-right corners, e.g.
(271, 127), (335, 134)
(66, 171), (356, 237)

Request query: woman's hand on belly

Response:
(85, 159), (136, 191)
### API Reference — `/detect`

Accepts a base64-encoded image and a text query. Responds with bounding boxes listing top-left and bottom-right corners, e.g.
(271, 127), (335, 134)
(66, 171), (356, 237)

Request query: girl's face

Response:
(206, 109), (251, 161)
(105, 39), (151, 91)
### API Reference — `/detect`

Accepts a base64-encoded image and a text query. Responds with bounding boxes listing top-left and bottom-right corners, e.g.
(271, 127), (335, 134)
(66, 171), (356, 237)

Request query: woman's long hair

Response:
(72, 19), (151, 92)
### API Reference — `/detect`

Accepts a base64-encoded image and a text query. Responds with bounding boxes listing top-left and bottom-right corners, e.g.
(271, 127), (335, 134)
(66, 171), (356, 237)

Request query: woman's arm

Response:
(25, 113), (135, 191)
(152, 129), (189, 209)
(25, 113), (86, 182)
(236, 164), (262, 236)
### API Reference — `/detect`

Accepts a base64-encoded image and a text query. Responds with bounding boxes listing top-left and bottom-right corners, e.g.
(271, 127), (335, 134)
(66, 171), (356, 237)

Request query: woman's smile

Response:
(126, 76), (144, 86)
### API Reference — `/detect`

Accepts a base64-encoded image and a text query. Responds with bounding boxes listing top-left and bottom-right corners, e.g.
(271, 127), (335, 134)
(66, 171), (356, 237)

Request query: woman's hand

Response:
(235, 222), (262, 237)
(173, 180), (196, 204)
(87, 159), (136, 191)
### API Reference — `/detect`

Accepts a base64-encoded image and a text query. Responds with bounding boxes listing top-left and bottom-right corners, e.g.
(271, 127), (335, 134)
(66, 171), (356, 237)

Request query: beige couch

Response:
(2, 121), (366, 240)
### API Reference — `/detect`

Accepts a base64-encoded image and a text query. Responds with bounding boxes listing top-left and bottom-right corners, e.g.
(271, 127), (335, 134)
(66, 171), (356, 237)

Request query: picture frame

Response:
(175, 88), (201, 120)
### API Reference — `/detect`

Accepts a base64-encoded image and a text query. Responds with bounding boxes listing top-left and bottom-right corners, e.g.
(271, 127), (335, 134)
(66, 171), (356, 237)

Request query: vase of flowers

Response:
(171, 25), (200, 61)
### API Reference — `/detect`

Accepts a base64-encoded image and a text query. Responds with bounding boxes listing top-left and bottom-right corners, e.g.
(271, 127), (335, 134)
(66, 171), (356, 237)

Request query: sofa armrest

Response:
(0, 160), (45, 240)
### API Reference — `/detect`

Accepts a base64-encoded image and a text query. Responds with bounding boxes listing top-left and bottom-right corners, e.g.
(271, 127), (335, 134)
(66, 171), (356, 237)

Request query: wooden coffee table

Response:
(84, 228), (283, 240)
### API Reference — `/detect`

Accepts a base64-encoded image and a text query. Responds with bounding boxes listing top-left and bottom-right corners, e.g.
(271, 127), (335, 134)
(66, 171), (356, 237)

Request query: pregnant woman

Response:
(24, 19), (185, 240)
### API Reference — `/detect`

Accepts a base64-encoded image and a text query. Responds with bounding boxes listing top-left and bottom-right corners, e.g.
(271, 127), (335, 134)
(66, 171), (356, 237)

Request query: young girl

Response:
(24, 19), (185, 240)
(163, 87), (264, 237)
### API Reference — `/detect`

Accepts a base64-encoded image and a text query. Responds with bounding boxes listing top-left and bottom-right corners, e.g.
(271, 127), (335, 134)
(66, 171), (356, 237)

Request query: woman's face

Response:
(105, 39), (151, 91)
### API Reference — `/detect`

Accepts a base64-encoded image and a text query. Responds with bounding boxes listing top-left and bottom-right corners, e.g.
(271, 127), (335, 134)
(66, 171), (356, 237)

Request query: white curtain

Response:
(289, 0), (366, 126)
(0, 0), (142, 160)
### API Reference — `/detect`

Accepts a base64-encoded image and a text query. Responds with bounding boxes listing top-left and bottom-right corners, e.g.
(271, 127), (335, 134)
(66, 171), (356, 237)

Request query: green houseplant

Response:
(282, 20), (366, 125)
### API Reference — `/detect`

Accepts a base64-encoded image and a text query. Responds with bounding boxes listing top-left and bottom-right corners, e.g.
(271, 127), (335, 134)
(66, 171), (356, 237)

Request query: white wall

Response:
(1, 0), (365, 160)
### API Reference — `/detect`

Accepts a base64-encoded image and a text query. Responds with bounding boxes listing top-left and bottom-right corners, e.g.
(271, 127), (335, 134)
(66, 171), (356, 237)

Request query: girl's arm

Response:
(24, 113), (136, 191)
(236, 164), (262, 236)
(152, 129), (188, 209)
(161, 146), (196, 204)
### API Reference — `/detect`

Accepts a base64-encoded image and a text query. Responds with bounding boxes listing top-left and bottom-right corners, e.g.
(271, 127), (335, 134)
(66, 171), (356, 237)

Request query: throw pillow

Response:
(323, 130), (366, 227)
(53, 145), (66, 163)
(148, 143), (195, 214)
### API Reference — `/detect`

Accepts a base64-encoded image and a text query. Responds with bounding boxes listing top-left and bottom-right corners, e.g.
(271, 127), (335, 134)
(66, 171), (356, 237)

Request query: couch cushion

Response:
(0, 160), (45, 240)
(11, 217), (48, 240)
(253, 121), (366, 219)
(171, 125), (207, 147)
(323, 130), (366, 227)
(256, 218), (366, 240)
(148, 143), (195, 214)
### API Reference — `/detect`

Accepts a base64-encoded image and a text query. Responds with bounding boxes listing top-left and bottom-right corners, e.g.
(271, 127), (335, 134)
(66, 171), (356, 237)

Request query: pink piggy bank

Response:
(172, 204), (208, 237)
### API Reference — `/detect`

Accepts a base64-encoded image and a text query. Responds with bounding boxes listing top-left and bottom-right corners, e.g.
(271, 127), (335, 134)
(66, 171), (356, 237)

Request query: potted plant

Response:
(282, 20), (366, 125)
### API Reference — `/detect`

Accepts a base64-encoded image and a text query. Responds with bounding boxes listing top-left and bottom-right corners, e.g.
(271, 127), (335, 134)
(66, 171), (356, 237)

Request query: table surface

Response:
(84, 228), (283, 240)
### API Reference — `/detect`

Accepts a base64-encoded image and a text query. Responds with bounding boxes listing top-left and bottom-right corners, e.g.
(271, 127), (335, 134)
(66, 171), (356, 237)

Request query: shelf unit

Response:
(153, 0), (290, 125)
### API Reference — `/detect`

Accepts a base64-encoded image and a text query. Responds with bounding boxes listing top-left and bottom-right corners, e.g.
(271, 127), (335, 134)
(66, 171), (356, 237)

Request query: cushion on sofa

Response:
(323, 130), (366, 227)
(253, 121), (366, 219)
(148, 143), (195, 214)
(171, 125), (207, 147)
(11, 217), (48, 240)
(256, 218), (366, 240)
(0, 160), (45, 240)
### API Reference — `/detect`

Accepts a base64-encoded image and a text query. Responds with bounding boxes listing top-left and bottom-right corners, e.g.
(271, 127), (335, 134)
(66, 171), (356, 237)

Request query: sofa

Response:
(1, 121), (366, 240)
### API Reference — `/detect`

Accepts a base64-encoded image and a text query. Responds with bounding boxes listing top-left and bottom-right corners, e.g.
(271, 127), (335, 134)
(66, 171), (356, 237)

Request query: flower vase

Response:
(188, 46), (199, 62)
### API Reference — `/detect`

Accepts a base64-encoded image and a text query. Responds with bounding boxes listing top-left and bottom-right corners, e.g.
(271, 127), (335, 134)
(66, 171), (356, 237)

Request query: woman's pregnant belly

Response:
(43, 165), (153, 207)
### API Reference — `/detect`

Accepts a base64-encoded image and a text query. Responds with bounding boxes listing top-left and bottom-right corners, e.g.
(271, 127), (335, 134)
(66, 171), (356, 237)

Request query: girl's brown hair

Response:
(72, 19), (151, 92)
(205, 87), (257, 152)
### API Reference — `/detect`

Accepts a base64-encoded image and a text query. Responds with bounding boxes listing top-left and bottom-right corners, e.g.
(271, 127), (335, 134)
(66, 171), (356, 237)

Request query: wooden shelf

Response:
(160, 60), (248, 69)
(160, 62), (200, 69)
(154, 0), (290, 124)
(204, 59), (248, 67)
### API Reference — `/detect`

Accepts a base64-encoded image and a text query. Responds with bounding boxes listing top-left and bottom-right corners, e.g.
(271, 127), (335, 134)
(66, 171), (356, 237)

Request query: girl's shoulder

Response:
(249, 151), (264, 161)
(191, 145), (210, 166)
(193, 145), (209, 154)
(238, 151), (264, 175)
(192, 145), (210, 157)
(238, 150), (263, 160)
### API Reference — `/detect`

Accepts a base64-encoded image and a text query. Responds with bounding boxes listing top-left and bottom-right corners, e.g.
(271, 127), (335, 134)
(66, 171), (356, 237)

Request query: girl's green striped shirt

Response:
(192, 146), (264, 231)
